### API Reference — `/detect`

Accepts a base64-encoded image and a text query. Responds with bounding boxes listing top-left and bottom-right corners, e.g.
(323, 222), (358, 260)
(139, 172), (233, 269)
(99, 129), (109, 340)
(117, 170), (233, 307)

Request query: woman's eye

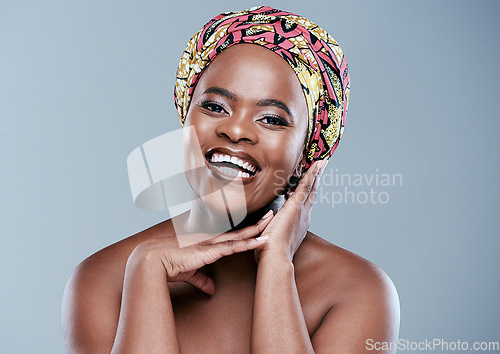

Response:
(260, 116), (287, 126)
(202, 102), (226, 113)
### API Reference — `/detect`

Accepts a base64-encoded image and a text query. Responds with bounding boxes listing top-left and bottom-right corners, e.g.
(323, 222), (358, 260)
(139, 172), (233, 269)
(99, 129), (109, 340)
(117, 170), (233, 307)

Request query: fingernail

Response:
(256, 235), (269, 242)
(261, 210), (273, 220)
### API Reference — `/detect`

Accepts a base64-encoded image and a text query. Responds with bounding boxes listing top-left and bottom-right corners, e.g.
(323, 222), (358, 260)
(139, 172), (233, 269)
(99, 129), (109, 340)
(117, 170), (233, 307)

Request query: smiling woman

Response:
(61, 6), (400, 353)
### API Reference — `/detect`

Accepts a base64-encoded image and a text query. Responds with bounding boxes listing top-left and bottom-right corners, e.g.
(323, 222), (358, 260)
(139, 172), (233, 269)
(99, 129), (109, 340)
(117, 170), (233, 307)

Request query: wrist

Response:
(127, 242), (166, 276)
(258, 249), (294, 267)
(260, 239), (295, 261)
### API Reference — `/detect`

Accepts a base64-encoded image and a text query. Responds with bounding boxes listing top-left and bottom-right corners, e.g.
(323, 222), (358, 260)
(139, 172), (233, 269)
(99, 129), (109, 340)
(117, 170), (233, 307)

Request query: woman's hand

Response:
(250, 160), (327, 353)
(129, 214), (273, 295)
(254, 159), (327, 263)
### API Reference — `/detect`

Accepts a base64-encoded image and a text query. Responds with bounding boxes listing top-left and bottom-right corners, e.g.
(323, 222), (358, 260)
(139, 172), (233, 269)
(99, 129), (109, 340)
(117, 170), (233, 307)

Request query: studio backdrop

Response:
(1, 0), (498, 353)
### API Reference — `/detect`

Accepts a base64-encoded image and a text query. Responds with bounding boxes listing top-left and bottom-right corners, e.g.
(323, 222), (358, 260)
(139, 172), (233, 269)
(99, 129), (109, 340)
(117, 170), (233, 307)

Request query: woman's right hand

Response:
(129, 210), (274, 295)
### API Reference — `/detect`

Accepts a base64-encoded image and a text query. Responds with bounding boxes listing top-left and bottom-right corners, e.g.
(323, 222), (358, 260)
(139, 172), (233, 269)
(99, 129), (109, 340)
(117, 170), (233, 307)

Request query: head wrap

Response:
(174, 5), (350, 175)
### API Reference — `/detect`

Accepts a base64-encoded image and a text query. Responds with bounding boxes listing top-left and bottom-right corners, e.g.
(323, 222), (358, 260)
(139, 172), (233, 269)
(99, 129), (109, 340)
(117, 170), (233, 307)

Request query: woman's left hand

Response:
(254, 159), (327, 263)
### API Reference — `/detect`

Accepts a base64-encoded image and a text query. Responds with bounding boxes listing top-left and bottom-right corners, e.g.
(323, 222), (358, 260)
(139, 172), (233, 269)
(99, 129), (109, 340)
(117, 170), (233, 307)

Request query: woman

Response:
(62, 6), (400, 353)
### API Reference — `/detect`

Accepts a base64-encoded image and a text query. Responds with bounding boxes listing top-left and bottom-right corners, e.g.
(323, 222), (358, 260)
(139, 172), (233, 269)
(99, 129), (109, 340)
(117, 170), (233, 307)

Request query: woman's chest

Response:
(169, 282), (329, 353)
(172, 293), (254, 353)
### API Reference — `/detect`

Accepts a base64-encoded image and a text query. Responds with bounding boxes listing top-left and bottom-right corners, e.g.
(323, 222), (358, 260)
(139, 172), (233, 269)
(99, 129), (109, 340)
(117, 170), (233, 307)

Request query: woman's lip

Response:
(205, 159), (259, 184)
(205, 147), (261, 172)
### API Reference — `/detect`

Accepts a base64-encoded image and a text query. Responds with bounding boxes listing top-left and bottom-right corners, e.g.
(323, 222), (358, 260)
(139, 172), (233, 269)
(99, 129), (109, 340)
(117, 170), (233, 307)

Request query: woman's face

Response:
(182, 43), (308, 217)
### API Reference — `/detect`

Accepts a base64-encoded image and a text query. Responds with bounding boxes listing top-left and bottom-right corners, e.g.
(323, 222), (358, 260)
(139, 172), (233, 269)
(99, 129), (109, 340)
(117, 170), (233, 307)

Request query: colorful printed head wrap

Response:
(174, 5), (350, 174)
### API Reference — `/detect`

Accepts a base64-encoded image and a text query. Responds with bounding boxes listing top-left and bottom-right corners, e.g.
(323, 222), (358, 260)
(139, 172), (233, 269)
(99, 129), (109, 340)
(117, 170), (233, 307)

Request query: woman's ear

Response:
(297, 152), (307, 173)
(286, 151), (307, 191)
(294, 150), (307, 178)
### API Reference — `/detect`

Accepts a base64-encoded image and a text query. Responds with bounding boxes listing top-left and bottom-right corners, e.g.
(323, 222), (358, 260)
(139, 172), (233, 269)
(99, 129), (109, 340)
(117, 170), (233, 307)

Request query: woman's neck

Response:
(180, 196), (284, 235)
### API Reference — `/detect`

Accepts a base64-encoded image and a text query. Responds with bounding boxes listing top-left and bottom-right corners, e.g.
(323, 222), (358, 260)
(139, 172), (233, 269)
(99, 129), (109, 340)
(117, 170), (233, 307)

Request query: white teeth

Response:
(220, 166), (237, 177)
(209, 152), (257, 174)
(213, 165), (251, 179)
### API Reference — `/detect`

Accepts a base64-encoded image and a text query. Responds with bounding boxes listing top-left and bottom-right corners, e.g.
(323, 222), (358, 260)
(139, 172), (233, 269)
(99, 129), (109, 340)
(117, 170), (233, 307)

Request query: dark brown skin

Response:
(62, 44), (400, 353)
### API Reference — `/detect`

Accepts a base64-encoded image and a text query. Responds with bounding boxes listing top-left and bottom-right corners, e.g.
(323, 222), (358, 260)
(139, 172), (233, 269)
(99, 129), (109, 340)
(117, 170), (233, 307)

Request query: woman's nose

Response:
(215, 111), (258, 144)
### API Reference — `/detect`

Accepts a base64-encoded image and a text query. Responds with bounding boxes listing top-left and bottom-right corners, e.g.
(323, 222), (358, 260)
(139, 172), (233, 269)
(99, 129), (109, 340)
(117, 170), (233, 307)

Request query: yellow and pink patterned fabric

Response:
(174, 5), (350, 173)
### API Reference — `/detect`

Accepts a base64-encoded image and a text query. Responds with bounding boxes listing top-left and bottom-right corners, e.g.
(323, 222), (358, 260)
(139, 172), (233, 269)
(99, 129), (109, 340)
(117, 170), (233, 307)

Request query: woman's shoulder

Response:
(67, 219), (175, 285)
(63, 220), (175, 313)
(62, 219), (176, 350)
(294, 232), (399, 309)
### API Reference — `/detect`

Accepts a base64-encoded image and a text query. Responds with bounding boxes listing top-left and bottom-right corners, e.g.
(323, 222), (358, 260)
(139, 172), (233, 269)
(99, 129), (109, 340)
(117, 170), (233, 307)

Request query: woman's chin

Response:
(199, 190), (249, 226)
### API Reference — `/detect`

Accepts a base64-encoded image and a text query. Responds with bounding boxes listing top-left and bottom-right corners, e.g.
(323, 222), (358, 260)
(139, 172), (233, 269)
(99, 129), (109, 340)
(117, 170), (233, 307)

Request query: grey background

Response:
(1, 0), (499, 353)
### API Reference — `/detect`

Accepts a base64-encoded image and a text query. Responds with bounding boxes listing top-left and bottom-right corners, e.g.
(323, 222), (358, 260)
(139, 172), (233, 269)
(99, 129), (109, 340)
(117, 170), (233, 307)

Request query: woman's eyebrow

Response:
(201, 88), (293, 118)
(201, 87), (238, 101)
(256, 99), (293, 118)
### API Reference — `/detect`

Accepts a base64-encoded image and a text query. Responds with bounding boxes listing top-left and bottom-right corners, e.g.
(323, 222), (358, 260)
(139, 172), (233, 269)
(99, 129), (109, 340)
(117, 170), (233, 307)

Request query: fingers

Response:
(195, 235), (269, 267)
(184, 271), (216, 295)
(305, 160), (327, 205)
(177, 233), (214, 248)
(290, 159), (327, 205)
(211, 235), (269, 256)
(176, 228), (269, 293)
(170, 232), (269, 275)
(164, 211), (273, 278)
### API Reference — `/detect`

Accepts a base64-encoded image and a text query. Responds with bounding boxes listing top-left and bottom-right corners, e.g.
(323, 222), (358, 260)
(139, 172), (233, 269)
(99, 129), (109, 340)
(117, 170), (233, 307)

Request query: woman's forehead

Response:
(194, 44), (308, 116)
(201, 44), (296, 82)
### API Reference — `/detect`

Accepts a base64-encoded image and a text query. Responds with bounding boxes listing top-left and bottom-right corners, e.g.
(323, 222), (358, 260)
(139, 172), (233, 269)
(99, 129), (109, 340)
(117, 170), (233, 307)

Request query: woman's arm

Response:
(111, 246), (181, 353)
(252, 254), (313, 353)
(251, 161), (400, 353)
(251, 161), (325, 353)
(62, 217), (272, 353)
(252, 252), (400, 354)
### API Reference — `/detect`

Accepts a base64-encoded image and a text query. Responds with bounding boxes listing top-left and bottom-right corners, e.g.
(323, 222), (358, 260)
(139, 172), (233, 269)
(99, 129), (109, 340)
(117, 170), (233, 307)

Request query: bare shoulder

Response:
(296, 231), (399, 304)
(61, 219), (173, 353)
(63, 219), (172, 297)
(295, 232), (400, 350)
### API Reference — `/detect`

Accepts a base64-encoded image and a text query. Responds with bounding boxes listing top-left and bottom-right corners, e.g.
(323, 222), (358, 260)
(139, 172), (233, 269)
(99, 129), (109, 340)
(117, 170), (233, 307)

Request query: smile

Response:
(205, 149), (260, 182)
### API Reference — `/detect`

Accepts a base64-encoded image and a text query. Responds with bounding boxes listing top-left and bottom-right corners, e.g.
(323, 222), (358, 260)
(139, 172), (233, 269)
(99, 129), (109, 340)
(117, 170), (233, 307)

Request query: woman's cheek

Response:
(271, 169), (291, 197)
